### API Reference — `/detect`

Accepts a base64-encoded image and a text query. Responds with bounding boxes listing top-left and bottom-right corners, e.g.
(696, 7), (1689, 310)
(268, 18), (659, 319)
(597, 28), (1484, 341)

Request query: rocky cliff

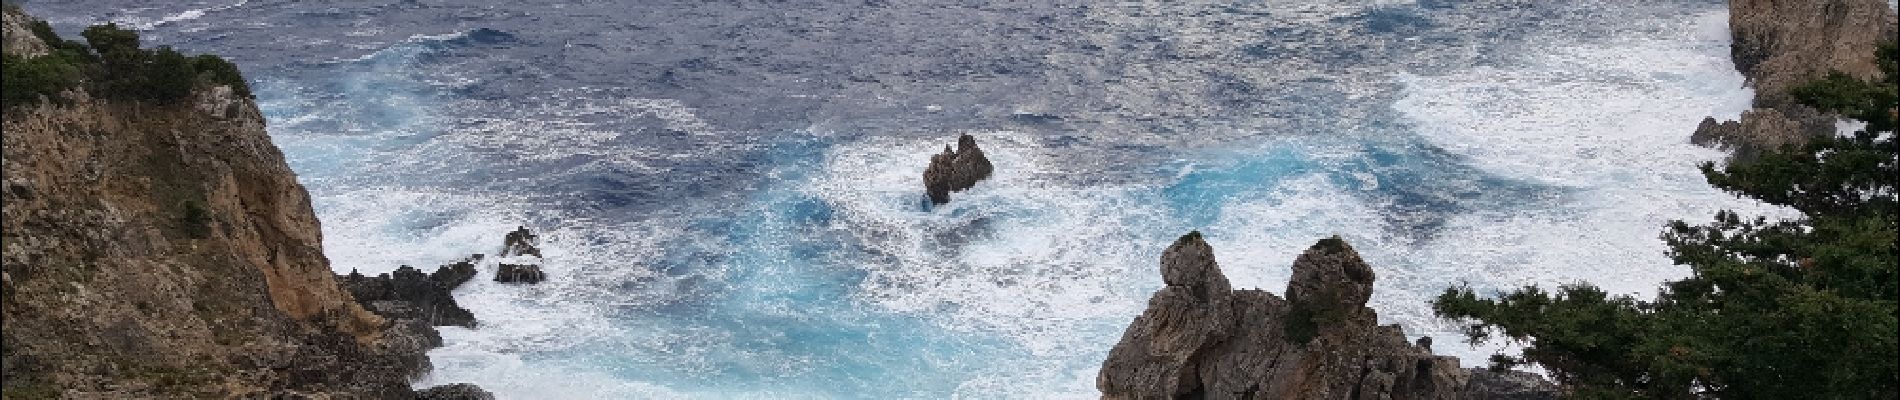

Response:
(1690, 0), (1895, 159)
(1098, 233), (1554, 400)
(0, 8), (473, 398)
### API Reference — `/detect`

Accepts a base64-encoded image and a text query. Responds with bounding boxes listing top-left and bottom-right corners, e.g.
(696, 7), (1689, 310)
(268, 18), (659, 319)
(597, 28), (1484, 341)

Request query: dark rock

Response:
(1465, 369), (1560, 400)
(502, 226), (541, 258)
(1098, 233), (1558, 400)
(338, 261), (479, 328)
(495, 227), (547, 284)
(922, 134), (995, 204)
(416, 383), (497, 400)
(495, 264), (546, 284)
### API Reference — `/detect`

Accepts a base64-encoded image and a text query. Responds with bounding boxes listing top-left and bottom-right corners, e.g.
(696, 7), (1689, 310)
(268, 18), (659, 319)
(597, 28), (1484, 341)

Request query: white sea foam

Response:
(1384, 10), (1790, 363)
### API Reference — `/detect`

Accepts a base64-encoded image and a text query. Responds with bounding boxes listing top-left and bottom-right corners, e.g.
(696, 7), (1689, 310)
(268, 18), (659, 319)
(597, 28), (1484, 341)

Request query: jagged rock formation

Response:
(1691, 0), (1896, 160)
(1098, 233), (1556, 400)
(0, 9), (476, 397)
(495, 226), (546, 284)
(339, 257), (481, 328)
(922, 134), (995, 204)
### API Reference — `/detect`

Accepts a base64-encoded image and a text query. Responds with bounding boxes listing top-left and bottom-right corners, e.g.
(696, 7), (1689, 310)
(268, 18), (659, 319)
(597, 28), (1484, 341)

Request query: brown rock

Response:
(0, 10), (453, 398)
(495, 226), (547, 284)
(1098, 234), (1557, 400)
(1695, 0), (1895, 158)
(922, 134), (995, 204)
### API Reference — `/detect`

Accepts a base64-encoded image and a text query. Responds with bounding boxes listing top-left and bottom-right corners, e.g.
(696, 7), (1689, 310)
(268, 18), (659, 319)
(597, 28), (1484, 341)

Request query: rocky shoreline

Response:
(1097, 233), (1555, 399)
(1689, 0), (1895, 160)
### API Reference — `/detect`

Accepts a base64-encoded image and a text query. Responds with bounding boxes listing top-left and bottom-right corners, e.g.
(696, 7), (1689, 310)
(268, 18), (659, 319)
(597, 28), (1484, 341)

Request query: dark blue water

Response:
(17, 1), (1771, 397)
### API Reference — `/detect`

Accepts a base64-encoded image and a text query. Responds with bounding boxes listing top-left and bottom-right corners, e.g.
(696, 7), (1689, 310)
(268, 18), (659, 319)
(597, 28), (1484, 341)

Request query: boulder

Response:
(416, 383), (497, 400)
(922, 134), (995, 204)
(1098, 233), (1558, 400)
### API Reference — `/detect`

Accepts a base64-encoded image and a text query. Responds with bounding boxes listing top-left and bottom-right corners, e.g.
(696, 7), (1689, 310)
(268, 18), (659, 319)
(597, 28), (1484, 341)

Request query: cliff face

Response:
(1, 9), (430, 398)
(1691, 0), (1895, 159)
(1098, 233), (1554, 400)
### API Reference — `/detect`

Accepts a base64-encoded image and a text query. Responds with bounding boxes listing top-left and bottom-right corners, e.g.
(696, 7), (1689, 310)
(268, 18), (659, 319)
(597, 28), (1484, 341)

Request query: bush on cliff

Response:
(1435, 43), (1898, 399)
(3, 20), (253, 111)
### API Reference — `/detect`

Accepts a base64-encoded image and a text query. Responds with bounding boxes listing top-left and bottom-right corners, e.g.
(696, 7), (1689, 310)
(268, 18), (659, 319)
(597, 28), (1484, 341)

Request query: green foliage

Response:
(192, 54), (251, 98)
(177, 200), (211, 239)
(4, 20), (255, 108)
(1, 53), (81, 108)
(144, 46), (198, 102)
(1435, 44), (1899, 399)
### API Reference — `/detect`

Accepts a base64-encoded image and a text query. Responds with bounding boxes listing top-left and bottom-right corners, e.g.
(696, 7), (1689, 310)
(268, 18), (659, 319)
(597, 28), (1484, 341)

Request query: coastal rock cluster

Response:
(1691, 0), (1896, 159)
(0, 8), (483, 397)
(495, 226), (547, 284)
(1098, 233), (1555, 400)
(922, 134), (995, 204)
(338, 258), (481, 329)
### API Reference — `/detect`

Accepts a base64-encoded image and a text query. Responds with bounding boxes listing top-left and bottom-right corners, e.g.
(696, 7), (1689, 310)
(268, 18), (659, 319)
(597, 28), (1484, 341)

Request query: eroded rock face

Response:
(922, 134), (995, 204)
(1693, 0), (1895, 159)
(0, 9), (474, 397)
(2, 6), (50, 58)
(495, 226), (547, 284)
(1098, 234), (1557, 400)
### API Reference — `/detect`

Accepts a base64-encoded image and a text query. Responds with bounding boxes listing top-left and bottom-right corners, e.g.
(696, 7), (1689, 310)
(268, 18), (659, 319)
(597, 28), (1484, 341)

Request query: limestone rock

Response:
(1, 6), (49, 58)
(1, 9), (461, 397)
(1694, 0), (1895, 158)
(1098, 234), (1558, 400)
(922, 134), (995, 204)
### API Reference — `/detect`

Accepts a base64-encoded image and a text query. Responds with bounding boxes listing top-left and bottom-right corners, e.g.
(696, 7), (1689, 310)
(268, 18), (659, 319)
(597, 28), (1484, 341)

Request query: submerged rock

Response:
(495, 226), (547, 284)
(1098, 233), (1557, 400)
(922, 134), (995, 204)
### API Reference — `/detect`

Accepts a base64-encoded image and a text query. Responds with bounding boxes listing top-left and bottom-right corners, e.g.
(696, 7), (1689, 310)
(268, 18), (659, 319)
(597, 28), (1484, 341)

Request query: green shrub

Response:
(144, 46), (197, 102)
(192, 54), (251, 98)
(1, 53), (82, 109)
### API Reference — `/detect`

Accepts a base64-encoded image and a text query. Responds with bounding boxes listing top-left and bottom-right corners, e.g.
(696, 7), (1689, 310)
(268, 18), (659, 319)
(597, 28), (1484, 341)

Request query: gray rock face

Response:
(1098, 233), (1557, 400)
(1693, 0), (1895, 159)
(922, 134), (995, 204)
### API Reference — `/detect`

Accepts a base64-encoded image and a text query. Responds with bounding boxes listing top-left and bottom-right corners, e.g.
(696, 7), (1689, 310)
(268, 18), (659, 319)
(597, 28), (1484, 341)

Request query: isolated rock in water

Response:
(416, 383), (497, 400)
(922, 134), (995, 204)
(338, 258), (481, 328)
(495, 226), (547, 284)
(1098, 233), (1558, 400)
(502, 226), (542, 258)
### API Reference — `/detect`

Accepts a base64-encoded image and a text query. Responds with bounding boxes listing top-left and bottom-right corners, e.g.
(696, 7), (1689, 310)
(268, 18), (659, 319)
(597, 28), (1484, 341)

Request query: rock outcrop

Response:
(1098, 233), (1557, 400)
(1, 9), (477, 398)
(1692, 0), (1895, 160)
(494, 226), (547, 284)
(339, 258), (481, 328)
(2, 7), (49, 58)
(922, 134), (995, 204)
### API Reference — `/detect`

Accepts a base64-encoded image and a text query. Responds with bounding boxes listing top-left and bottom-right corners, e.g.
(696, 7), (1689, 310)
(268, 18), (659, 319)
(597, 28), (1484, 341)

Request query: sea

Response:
(15, 0), (1781, 397)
